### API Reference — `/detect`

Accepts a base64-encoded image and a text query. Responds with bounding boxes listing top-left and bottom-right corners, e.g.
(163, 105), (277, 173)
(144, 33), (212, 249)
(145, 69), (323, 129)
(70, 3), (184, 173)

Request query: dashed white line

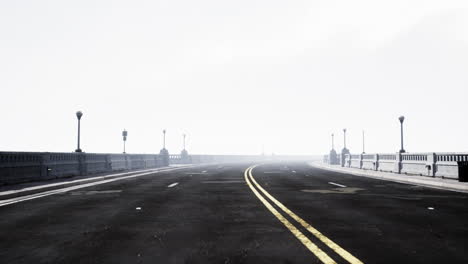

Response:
(328, 182), (347, 188)
(167, 182), (179, 188)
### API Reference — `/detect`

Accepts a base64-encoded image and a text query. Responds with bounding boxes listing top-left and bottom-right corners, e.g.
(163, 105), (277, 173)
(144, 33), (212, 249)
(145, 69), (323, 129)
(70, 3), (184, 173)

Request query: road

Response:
(1, 162), (468, 263)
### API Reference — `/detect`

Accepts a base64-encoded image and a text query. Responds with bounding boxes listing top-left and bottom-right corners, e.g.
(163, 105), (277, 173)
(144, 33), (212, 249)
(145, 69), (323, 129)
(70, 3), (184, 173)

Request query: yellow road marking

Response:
(244, 166), (337, 264)
(248, 165), (364, 264)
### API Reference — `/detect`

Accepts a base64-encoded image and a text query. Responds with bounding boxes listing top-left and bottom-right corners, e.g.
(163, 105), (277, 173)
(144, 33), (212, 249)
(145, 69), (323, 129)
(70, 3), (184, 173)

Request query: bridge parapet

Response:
(0, 151), (164, 186)
(0, 151), (316, 186)
(334, 152), (468, 181)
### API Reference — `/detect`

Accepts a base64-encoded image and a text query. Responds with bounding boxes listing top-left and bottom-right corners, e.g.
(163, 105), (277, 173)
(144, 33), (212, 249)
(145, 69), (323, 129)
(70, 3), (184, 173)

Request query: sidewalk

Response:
(309, 162), (468, 193)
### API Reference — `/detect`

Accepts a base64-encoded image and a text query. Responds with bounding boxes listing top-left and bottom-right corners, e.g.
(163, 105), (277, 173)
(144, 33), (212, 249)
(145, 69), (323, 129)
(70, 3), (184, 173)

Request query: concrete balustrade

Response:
(361, 154), (377, 170)
(0, 151), (313, 186)
(327, 152), (468, 181)
(348, 154), (361, 168)
(0, 151), (167, 186)
(0, 152), (43, 184)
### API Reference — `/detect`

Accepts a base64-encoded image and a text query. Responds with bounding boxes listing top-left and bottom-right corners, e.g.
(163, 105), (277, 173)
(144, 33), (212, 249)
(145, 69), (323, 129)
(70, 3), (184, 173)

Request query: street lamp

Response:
(399, 116), (406, 153)
(331, 133), (335, 150)
(163, 129), (166, 149)
(75, 111), (83, 152)
(182, 133), (186, 150)
(122, 129), (128, 154)
(343, 128), (347, 149)
(362, 130), (365, 154)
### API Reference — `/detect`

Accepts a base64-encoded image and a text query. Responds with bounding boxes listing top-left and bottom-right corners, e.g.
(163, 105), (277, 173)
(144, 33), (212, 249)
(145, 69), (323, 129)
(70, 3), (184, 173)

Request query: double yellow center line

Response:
(244, 165), (364, 264)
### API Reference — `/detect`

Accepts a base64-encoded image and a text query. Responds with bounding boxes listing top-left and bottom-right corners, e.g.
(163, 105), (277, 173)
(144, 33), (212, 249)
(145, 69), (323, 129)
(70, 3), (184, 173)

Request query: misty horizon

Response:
(1, 1), (467, 155)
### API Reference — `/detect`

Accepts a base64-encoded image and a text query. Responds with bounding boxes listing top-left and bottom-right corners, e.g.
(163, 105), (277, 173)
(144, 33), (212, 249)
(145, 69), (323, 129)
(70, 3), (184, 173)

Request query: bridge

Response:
(1, 147), (468, 264)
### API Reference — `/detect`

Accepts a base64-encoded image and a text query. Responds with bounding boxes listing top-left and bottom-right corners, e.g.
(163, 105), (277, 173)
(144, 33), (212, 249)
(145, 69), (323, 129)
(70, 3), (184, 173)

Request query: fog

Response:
(1, 1), (467, 155)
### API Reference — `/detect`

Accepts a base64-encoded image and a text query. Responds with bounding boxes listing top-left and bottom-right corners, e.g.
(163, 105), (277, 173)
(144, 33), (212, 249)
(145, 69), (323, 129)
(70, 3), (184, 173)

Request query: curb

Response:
(309, 162), (468, 193)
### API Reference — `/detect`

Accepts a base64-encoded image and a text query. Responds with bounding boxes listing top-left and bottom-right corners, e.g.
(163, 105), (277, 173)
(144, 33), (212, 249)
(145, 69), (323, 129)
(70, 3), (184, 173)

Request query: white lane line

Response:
(328, 182), (347, 188)
(70, 190), (122, 195)
(0, 167), (188, 207)
(202, 170), (207, 173)
(0, 168), (162, 197)
(167, 182), (179, 188)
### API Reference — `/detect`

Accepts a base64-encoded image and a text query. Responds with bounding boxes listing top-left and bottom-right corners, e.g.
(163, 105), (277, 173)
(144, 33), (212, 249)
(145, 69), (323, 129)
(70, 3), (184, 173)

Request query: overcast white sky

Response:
(1, 0), (467, 155)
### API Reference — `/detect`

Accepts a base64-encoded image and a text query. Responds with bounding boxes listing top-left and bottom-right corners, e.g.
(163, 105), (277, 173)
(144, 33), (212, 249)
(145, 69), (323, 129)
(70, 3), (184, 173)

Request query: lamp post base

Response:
(399, 149), (406, 153)
(75, 149), (82, 153)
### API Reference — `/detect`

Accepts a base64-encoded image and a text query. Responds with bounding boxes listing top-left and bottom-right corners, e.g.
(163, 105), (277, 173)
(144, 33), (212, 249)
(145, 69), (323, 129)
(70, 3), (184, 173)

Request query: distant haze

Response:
(1, 1), (467, 155)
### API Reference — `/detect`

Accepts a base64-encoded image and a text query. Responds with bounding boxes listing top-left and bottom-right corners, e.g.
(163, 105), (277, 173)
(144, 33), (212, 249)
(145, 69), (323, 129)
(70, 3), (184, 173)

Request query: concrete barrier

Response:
(329, 152), (468, 181)
(362, 154), (377, 170)
(0, 151), (314, 186)
(0, 151), (165, 186)
(0, 152), (43, 184)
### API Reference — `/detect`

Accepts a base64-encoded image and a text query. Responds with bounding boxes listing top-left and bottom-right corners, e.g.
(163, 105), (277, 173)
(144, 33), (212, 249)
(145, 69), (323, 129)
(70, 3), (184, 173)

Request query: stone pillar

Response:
(40, 153), (50, 180)
(426, 153), (437, 177)
(359, 154), (363, 169)
(329, 149), (338, 165)
(341, 148), (350, 167)
(395, 152), (402, 174)
(125, 154), (130, 170)
(105, 154), (112, 172)
(181, 149), (191, 164)
(374, 154), (379, 171)
(160, 148), (169, 167)
(77, 153), (87, 176)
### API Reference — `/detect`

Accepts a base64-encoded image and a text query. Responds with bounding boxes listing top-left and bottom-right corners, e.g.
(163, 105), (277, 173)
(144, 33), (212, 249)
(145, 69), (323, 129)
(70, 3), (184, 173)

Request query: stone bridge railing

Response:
(0, 151), (314, 185)
(0, 152), (168, 185)
(325, 152), (468, 181)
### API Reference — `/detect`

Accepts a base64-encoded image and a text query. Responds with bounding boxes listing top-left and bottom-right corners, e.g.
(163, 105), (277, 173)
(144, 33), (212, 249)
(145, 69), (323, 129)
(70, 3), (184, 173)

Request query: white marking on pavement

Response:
(292, 170), (297, 173)
(428, 207), (435, 210)
(202, 170), (207, 173)
(136, 207), (142, 210)
(328, 182), (347, 188)
(167, 182), (179, 188)
(70, 190), (122, 195)
(0, 167), (188, 207)
(0, 168), (161, 197)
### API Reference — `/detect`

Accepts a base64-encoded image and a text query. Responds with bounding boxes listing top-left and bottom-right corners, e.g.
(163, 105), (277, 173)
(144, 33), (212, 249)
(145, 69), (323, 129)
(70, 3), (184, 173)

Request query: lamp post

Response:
(343, 128), (347, 149)
(362, 130), (365, 154)
(122, 129), (128, 154)
(163, 129), (166, 149)
(75, 111), (83, 152)
(331, 133), (335, 150)
(181, 133), (189, 161)
(399, 116), (406, 153)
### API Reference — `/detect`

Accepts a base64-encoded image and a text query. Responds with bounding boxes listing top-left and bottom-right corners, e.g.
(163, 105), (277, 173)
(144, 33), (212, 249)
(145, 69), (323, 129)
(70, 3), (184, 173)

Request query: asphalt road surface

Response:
(1, 162), (468, 264)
